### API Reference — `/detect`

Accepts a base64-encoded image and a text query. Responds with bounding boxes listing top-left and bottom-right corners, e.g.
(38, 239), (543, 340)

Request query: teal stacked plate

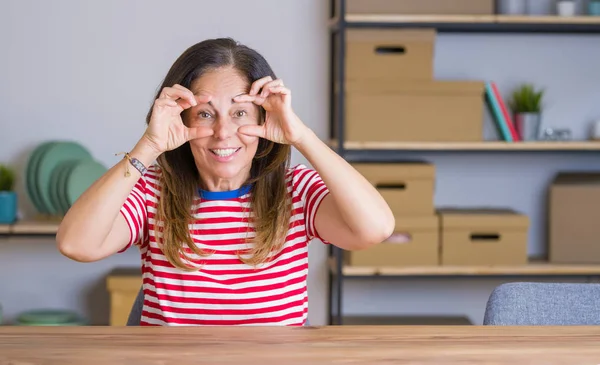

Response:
(36, 142), (92, 215)
(25, 140), (106, 215)
(25, 142), (56, 214)
(15, 309), (86, 326)
(64, 160), (107, 206)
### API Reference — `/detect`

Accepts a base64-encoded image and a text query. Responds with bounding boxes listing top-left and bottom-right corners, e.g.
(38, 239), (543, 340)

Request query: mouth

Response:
(209, 147), (241, 158)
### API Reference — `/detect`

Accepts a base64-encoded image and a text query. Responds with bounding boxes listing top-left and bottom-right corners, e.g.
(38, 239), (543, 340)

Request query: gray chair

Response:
(483, 282), (600, 325)
(126, 287), (144, 326)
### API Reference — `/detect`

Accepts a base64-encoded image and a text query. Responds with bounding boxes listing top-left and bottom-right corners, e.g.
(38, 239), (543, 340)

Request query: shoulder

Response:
(286, 164), (324, 193)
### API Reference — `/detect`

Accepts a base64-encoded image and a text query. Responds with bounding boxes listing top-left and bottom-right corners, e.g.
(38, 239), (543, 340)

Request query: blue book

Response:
(484, 82), (513, 142)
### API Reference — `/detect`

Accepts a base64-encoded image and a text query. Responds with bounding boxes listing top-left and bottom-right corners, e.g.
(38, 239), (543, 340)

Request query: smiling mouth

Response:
(210, 148), (241, 157)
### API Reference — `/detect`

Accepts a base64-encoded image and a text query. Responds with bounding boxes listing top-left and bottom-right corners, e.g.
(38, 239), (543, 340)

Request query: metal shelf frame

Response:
(326, 0), (600, 325)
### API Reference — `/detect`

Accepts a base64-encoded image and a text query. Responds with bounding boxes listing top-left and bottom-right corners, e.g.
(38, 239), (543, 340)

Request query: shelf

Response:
(329, 258), (600, 277)
(335, 14), (600, 33)
(0, 219), (60, 237)
(330, 141), (600, 152)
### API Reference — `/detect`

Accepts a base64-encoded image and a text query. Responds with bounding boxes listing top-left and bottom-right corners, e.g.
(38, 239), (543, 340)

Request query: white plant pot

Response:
(557, 1), (576, 16)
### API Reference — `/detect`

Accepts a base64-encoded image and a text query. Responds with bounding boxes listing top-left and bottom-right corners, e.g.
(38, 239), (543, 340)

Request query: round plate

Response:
(35, 142), (92, 215)
(17, 309), (80, 325)
(65, 160), (107, 206)
(26, 142), (56, 214)
(49, 160), (74, 215)
(57, 161), (79, 214)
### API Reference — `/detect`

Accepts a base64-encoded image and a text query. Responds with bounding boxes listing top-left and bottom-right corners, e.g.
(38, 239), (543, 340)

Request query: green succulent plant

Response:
(509, 83), (544, 113)
(0, 165), (15, 191)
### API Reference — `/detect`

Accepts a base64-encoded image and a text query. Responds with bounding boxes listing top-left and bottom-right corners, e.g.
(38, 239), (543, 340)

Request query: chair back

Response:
(126, 287), (144, 326)
(483, 282), (600, 325)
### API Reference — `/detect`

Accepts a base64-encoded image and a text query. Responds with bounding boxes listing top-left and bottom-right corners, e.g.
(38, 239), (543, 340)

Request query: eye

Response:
(198, 111), (212, 119)
(234, 110), (247, 118)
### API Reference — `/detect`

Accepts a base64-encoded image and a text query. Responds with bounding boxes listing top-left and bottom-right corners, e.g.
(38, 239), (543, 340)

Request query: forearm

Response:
(293, 128), (395, 240)
(56, 139), (159, 255)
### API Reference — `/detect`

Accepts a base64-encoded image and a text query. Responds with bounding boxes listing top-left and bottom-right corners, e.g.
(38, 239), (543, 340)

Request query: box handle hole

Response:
(376, 183), (406, 190)
(470, 233), (500, 241)
(375, 46), (406, 55)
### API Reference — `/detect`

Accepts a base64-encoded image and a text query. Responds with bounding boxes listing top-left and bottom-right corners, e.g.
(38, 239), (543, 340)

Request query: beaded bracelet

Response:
(115, 152), (148, 177)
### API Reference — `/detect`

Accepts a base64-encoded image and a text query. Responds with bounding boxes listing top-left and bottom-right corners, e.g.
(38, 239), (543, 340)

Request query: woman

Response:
(57, 38), (394, 326)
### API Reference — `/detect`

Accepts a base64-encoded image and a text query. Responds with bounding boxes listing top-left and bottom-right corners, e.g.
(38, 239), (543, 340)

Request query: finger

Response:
(233, 94), (266, 106)
(265, 85), (290, 95)
(172, 84), (206, 107)
(193, 94), (212, 105)
(249, 76), (273, 96)
(260, 79), (285, 97)
(154, 98), (178, 108)
(185, 126), (214, 141)
(233, 94), (256, 103)
(159, 86), (197, 107)
(238, 125), (266, 138)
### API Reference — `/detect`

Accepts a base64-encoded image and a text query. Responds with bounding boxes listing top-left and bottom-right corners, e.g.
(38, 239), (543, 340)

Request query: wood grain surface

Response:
(1, 326), (600, 364)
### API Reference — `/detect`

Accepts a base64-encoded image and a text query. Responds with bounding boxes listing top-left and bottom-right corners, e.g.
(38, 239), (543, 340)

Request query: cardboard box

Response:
(346, 0), (494, 15)
(106, 268), (142, 326)
(346, 215), (439, 266)
(549, 172), (600, 264)
(439, 208), (529, 266)
(346, 29), (435, 81)
(345, 79), (485, 142)
(352, 162), (435, 216)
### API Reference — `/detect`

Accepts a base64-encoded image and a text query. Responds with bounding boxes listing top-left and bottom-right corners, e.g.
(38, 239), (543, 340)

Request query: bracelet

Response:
(115, 152), (148, 177)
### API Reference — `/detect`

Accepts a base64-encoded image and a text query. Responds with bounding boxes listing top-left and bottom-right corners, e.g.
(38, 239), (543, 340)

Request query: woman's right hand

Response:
(142, 84), (214, 154)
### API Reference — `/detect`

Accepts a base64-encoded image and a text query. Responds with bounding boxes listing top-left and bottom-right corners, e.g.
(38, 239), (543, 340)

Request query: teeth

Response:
(212, 148), (237, 157)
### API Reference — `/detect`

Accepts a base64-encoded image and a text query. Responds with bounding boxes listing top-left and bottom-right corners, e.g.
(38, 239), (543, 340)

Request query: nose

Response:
(212, 117), (236, 140)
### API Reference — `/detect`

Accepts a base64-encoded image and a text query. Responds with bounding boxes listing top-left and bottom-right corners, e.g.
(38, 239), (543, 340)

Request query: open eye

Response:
(234, 110), (247, 118)
(198, 111), (212, 119)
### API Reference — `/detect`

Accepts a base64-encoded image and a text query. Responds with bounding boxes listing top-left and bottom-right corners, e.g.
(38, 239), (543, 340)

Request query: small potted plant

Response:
(509, 84), (545, 141)
(0, 164), (17, 224)
(590, 0), (600, 15)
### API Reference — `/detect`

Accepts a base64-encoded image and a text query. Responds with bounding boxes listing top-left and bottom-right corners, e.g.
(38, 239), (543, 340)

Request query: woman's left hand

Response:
(233, 76), (309, 145)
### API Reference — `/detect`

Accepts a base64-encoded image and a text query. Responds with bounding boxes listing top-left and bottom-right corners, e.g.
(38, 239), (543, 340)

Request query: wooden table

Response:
(1, 326), (600, 364)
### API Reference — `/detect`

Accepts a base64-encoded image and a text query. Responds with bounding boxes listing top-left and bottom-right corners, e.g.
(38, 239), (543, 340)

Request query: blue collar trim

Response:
(198, 184), (252, 200)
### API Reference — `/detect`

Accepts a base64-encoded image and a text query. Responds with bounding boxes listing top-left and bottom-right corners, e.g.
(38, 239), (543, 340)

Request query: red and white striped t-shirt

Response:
(119, 163), (330, 326)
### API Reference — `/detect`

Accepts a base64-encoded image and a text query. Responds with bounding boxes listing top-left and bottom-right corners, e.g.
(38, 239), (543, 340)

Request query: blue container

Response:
(0, 191), (17, 224)
(590, 1), (600, 15)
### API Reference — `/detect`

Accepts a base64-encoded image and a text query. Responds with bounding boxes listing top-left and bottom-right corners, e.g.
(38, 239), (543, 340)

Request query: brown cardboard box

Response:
(346, 29), (435, 81)
(439, 208), (529, 266)
(106, 268), (142, 326)
(346, 215), (439, 266)
(352, 162), (435, 216)
(346, 0), (494, 15)
(549, 172), (600, 264)
(345, 79), (485, 142)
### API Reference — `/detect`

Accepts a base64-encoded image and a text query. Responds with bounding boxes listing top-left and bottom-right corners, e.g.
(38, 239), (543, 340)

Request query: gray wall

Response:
(1, 0), (600, 325)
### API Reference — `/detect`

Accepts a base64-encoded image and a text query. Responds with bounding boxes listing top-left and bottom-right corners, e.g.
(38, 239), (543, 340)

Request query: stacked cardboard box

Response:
(437, 208), (529, 266)
(346, 0), (495, 15)
(346, 162), (439, 267)
(344, 28), (486, 143)
(548, 172), (600, 264)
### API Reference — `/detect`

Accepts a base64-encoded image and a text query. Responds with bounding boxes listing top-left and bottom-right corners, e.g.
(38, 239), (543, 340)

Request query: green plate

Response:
(57, 161), (79, 214)
(16, 309), (84, 326)
(49, 160), (75, 216)
(65, 160), (107, 206)
(36, 142), (92, 215)
(26, 142), (56, 214)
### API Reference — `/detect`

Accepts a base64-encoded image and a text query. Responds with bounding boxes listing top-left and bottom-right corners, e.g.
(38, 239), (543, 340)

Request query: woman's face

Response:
(183, 66), (261, 191)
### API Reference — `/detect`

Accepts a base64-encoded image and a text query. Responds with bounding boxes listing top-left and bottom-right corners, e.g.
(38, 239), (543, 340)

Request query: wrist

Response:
(131, 138), (161, 168)
(291, 126), (318, 151)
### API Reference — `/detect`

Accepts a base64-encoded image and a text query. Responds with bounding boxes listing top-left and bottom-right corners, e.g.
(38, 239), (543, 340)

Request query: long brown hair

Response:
(146, 38), (292, 270)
